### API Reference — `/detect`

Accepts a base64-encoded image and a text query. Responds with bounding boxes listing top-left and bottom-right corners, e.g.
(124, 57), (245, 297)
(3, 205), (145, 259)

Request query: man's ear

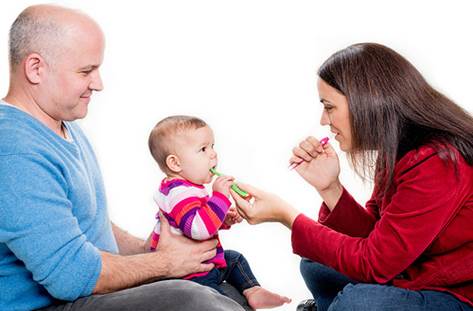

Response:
(166, 154), (182, 173)
(23, 53), (46, 84)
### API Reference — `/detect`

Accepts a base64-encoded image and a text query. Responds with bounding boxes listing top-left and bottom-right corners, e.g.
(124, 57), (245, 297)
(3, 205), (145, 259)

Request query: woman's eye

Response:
(324, 106), (333, 112)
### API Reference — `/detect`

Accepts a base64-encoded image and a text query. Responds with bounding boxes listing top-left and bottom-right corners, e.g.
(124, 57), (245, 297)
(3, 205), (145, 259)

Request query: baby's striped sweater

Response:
(150, 178), (232, 278)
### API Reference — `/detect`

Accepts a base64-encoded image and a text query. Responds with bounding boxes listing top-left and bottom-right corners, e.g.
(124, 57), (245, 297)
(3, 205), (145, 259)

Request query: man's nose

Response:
(90, 70), (104, 92)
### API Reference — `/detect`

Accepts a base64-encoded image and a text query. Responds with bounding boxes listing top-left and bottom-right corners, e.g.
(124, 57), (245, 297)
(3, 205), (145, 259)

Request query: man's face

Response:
(41, 22), (104, 121)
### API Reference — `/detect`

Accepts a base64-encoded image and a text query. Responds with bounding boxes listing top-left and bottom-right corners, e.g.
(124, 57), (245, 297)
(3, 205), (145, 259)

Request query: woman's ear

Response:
(166, 154), (182, 173)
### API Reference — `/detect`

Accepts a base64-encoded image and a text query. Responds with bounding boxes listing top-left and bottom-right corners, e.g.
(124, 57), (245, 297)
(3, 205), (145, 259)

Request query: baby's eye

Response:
(200, 146), (207, 152)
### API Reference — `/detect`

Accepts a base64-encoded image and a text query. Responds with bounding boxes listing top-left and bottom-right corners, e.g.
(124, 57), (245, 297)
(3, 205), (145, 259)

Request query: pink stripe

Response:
(198, 208), (218, 235)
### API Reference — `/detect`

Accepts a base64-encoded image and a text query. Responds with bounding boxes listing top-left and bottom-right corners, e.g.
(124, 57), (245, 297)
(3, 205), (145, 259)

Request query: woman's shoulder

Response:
(396, 141), (468, 169)
(396, 141), (468, 174)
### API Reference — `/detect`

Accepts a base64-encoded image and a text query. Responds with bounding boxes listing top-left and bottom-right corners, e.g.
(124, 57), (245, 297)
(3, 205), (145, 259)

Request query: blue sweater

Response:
(0, 104), (118, 310)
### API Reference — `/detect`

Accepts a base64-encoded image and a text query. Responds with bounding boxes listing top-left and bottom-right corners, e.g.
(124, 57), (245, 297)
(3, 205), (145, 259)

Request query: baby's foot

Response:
(243, 286), (291, 309)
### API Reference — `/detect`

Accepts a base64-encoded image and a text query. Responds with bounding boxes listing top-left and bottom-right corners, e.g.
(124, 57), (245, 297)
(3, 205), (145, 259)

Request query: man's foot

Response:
(243, 286), (291, 309)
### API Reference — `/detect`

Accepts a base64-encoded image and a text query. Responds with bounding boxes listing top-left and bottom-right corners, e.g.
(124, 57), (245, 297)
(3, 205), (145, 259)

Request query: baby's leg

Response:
(191, 268), (226, 295)
(222, 250), (291, 309)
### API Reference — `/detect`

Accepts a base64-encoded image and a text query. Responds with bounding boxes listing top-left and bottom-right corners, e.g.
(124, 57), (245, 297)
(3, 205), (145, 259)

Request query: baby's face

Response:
(173, 126), (217, 184)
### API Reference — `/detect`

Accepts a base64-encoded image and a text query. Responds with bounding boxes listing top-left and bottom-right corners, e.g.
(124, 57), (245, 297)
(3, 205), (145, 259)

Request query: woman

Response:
(231, 43), (473, 310)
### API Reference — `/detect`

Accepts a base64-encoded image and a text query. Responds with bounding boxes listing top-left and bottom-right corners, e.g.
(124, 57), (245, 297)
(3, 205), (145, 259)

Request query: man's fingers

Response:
(199, 238), (218, 251)
(158, 212), (171, 233)
(201, 248), (217, 262)
(199, 263), (215, 273)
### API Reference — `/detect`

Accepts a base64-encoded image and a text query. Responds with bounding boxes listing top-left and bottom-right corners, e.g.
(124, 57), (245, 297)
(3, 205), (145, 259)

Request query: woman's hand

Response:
(230, 183), (300, 229)
(291, 137), (341, 191)
(290, 137), (344, 210)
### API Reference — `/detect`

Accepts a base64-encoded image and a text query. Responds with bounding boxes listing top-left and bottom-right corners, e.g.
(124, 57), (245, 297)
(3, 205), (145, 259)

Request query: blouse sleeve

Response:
(292, 152), (472, 284)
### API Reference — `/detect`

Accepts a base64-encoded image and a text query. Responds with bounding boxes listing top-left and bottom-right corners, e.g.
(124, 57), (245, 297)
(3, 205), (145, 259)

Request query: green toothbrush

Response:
(210, 168), (249, 198)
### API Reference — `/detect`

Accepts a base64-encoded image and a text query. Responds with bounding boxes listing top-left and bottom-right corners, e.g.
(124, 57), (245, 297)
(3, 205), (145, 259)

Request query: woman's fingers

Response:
(299, 137), (322, 157)
(291, 136), (329, 166)
(230, 189), (251, 215)
(292, 146), (313, 162)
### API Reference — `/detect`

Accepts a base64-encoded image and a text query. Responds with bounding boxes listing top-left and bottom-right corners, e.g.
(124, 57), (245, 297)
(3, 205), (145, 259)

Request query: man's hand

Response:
(155, 213), (217, 278)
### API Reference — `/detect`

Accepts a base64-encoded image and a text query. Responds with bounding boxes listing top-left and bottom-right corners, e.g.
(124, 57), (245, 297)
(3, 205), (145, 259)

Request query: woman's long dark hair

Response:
(318, 43), (473, 195)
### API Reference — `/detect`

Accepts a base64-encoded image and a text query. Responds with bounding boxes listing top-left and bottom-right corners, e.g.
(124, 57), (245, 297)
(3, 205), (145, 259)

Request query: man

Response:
(0, 5), (246, 310)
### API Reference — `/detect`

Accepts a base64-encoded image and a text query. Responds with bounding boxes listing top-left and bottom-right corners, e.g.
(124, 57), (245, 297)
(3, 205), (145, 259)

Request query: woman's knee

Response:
(299, 258), (329, 280)
(329, 284), (398, 311)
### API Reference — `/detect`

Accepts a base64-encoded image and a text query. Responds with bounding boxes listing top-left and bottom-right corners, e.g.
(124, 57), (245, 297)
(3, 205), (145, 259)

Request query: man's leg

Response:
(300, 259), (355, 311)
(329, 283), (473, 311)
(42, 279), (245, 311)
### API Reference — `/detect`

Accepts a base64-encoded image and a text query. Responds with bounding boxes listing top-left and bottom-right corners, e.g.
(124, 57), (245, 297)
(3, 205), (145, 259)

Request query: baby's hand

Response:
(213, 175), (235, 197)
(224, 207), (243, 226)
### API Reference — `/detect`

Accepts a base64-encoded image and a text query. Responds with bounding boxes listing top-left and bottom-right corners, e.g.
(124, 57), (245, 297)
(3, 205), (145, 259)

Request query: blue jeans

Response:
(300, 259), (473, 311)
(191, 250), (260, 296)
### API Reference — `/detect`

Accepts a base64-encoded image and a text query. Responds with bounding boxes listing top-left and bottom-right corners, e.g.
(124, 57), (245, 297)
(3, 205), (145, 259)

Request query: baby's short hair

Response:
(148, 115), (207, 173)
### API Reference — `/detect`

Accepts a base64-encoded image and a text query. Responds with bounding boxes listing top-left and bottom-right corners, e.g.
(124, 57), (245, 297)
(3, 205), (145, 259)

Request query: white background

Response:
(1, 1), (472, 309)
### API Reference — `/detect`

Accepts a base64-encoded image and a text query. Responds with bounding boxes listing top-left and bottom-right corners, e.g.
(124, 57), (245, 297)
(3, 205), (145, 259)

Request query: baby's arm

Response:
(167, 186), (232, 240)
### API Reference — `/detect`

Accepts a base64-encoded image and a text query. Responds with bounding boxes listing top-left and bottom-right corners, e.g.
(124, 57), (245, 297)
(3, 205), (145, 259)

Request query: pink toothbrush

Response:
(289, 137), (330, 170)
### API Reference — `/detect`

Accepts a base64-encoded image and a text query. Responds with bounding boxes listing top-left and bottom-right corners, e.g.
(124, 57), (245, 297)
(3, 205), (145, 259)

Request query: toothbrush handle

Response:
(231, 183), (249, 198)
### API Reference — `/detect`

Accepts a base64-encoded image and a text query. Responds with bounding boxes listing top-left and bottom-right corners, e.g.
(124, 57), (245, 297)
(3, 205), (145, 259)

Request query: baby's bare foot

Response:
(243, 286), (291, 309)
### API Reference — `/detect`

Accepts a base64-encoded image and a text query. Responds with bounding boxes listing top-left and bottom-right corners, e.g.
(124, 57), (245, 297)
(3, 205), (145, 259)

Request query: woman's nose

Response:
(320, 110), (330, 126)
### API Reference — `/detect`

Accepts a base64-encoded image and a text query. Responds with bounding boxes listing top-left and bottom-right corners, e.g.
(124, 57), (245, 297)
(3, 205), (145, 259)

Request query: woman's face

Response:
(317, 78), (352, 152)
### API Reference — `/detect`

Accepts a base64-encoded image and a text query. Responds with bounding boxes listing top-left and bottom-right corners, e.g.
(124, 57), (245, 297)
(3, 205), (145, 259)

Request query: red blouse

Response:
(291, 144), (473, 306)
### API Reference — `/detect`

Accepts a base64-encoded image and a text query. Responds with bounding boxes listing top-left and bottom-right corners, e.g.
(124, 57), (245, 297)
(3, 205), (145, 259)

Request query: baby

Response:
(147, 115), (291, 309)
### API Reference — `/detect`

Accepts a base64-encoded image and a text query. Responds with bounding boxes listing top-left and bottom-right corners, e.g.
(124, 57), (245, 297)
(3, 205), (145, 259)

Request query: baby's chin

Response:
(203, 175), (214, 184)
(187, 174), (213, 185)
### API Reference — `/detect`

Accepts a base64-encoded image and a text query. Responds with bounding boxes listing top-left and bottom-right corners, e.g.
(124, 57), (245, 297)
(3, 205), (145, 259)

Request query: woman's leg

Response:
(300, 259), (355, 311)
(329, 283), (473, 311)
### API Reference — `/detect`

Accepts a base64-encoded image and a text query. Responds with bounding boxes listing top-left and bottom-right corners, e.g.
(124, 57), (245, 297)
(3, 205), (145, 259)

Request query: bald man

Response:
(0, 5), (246, 311)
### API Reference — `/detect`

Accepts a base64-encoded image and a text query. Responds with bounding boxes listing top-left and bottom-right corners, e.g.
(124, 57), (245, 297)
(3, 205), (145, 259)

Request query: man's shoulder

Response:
(0, 107), (71, 156)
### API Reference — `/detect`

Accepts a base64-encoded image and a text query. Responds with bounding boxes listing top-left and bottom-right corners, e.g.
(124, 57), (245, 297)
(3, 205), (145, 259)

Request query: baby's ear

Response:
(166, 154), (182, 173)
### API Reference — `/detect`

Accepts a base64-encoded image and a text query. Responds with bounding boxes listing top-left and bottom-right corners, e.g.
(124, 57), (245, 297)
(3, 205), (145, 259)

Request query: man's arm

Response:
(94, 215), (217, 294)
(112, 222), (147, 255)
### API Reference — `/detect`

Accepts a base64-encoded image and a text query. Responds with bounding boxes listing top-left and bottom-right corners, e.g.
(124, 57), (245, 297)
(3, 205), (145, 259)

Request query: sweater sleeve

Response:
(167, 189), (232, 240)
(0, 154), (101, 301)
(318, 187), (378, 237)
(292, 152), (472, 284)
